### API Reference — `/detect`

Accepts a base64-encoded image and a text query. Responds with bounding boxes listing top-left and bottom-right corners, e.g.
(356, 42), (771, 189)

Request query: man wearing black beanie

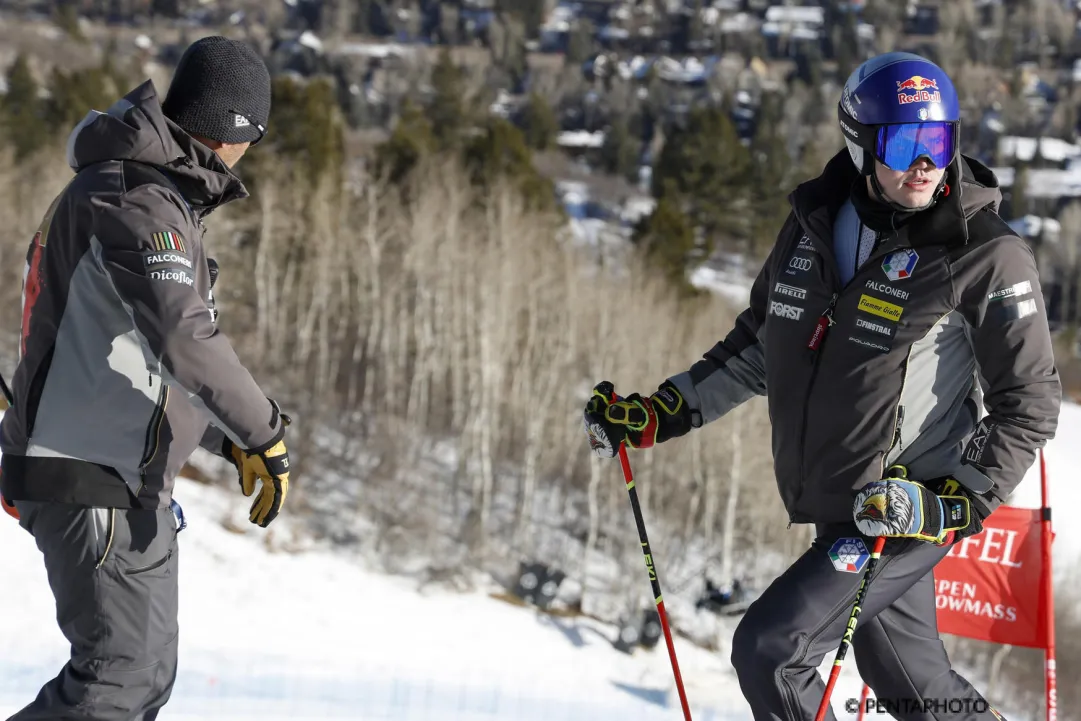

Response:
(1, 36), (292, 720)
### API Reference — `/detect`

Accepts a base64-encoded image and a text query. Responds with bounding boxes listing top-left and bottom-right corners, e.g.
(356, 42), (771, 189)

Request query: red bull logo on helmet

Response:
(896, 75), (941, 105)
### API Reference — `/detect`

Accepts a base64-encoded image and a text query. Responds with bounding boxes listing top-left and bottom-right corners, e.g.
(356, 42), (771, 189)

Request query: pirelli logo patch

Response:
(857, 294), (903, 322)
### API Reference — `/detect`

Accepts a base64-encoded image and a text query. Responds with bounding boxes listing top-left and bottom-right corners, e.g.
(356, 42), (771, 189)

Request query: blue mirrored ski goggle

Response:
(875, 122), (955, 171)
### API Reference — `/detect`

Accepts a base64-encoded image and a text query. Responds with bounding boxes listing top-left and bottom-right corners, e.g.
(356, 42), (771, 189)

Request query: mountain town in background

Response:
(0, 1), (1080, 719)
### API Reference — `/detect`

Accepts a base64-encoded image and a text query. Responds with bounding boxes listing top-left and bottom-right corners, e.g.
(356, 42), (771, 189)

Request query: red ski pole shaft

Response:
(815, 535), (886, 721)
(616, 440), (693, 721)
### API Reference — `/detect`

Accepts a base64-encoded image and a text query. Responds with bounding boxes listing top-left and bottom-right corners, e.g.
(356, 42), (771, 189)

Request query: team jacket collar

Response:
(788, 149), (1003, 250)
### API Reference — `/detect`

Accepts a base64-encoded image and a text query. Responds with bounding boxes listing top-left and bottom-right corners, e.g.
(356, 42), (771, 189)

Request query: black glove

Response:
(222, 401), (292, 528)
(925, 475), (993, 544)
(853, 465), (990, 545)
(583, 380), (699, 458)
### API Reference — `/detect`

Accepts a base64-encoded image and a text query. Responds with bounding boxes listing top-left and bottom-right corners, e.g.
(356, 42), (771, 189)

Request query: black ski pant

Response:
(8, 501), (179, 721)
(732, 522), (1004, 721)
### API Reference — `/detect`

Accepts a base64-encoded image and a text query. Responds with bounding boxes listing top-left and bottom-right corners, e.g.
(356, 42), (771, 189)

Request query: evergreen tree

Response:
(373, 99), (437, 185)
(748, 92), (792, 258)
(497, 0), (546, 40)
(1, 54), (48, 163)
(150, 0), (180, 18)
(488, 15), (529, 93)
(834, 5), (861, 81)
(253, 76), (345, 188)
(651, 105), (752, 255)
(599, 116), (639, 183)
(427, 48), (468, 151)
(44, 64), (110, 135)
(633, 186), (699, 294)
(464, 116), (556, 213)
(520, 92), (558, 152)
(53, 2), (84, 41)
(565, 19), (595, 65)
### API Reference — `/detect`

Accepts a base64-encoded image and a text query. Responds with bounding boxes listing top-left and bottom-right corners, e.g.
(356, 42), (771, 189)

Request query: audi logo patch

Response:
(788, 256), (813, 272)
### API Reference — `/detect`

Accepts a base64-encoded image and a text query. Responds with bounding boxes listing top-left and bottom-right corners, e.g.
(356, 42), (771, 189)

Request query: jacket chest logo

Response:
(774, 282), (807, 300)
(882, 249), (919, 280)
(787, 256), (813, 274)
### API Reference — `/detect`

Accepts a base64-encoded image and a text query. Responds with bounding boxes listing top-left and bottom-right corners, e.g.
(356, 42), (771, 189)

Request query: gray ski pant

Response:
(732, 522), (1005, 721)
(8, 501), (179, 721)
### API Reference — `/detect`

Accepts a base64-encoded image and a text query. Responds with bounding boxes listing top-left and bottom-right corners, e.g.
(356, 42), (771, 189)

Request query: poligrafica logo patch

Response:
(828, 537), (870, 573)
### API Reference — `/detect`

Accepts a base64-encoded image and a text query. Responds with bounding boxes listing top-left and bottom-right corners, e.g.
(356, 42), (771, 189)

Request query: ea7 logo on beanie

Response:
(235, 114), (250, 127)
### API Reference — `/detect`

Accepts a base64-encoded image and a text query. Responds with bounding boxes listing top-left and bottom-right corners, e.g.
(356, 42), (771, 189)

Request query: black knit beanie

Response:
(162, 36), (271, 145)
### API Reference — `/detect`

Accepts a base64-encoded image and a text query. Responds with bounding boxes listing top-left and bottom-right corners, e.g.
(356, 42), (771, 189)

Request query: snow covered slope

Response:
(3, 400), (1077, 720)
(0, 476), (770, 721)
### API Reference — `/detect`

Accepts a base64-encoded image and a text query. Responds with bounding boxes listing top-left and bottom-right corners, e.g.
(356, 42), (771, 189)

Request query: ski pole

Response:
(815, 535), (886, 721)
(607, 388), (693, 721)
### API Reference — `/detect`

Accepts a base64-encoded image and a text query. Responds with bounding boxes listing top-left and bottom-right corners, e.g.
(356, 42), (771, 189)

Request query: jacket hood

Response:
(790, 148), (1004, 247)
(65, 79), (248, 214)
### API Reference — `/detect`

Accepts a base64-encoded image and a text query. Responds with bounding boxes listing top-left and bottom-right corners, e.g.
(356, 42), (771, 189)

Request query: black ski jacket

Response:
(667, 151), (1061, 524)
(0, 80), (283, 510)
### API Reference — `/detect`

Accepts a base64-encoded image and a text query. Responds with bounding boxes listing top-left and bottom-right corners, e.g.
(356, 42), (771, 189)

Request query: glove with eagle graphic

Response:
(853, 465), (988, 545)
(582, 380), (697, 458)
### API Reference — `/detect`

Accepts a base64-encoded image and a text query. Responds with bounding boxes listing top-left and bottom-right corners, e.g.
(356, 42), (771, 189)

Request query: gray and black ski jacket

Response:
(668, 151), (1061, 524)
(0, 80), (283, 510)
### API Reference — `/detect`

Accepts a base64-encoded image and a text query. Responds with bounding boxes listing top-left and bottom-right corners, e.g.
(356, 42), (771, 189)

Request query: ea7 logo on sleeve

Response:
(857, 294), (903, 322)
(964, 419), (996, 464)
(774, 282), (807, 300)
(769, 301), (804, 320)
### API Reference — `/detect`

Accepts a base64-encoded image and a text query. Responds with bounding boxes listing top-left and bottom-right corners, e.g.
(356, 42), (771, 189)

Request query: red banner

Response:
(933, 505), (1045, 648)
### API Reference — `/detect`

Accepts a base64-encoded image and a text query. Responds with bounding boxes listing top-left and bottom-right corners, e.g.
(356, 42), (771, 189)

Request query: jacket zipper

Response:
(790, 291), (839, 527)
(890, 405), (905, 453)
(139, 382), (169, 472)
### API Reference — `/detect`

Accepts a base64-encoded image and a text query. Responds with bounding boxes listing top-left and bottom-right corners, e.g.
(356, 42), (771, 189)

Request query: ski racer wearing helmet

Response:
(583, 52), (1059, 718)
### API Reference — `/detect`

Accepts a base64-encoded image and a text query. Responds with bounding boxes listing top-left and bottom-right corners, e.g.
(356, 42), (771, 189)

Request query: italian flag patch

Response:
(152, 231), (186, 253)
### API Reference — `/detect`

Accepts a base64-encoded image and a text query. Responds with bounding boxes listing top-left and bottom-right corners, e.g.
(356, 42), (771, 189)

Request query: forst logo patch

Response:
(882, 249), (918, 281)
(829, 537), (870, 573)
(769, 301), (804, 321)
(896, 76), (941, 105)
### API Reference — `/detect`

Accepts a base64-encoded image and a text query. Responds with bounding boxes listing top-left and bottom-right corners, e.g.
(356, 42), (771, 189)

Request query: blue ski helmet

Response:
(838, 52), (960, 176)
